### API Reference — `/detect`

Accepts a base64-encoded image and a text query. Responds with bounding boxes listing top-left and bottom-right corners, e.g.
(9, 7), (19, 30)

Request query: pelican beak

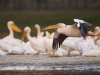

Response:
(42, 24), (62, 30)
(21, 30), (27, 42)
(10, 24), (22, 32)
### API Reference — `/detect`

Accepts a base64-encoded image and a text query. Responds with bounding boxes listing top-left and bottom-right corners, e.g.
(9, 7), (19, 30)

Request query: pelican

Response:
(0, 21), (22, 52)
(77, 36), (100, 56)
(94, 31), (100, 46)
(61, 38), (81, 56)
(2, 21), (21, 40)
(42, 19), (92, 54)
(82, 49), (100, 57)
(34, 24), (46, 51)
(21, 27), (46, 56)
(35, 24), (44, 41)
(93, 26), (100, 36)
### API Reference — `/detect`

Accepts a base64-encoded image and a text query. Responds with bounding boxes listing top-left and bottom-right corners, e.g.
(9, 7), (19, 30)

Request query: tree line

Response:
(0, 0), (100, 11)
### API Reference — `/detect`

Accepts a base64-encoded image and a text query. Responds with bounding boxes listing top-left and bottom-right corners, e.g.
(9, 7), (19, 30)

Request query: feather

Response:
(53, 34), (67, 50)
(79, 22), (92, 39)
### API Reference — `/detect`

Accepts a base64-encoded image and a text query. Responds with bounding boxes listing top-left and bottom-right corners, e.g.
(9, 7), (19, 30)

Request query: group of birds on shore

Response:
(0, 19), (100, 57)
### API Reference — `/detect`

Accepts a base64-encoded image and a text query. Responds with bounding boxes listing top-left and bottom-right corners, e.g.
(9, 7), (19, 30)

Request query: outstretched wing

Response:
(79, 22), (92, 39)
(53, 34), (68, 50)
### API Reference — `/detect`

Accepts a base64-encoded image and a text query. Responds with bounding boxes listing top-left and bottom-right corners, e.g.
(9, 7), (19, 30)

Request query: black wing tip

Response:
(52, 38), (59, 50)
(52, 34), (68, 50)
(79, 22), (92, 39)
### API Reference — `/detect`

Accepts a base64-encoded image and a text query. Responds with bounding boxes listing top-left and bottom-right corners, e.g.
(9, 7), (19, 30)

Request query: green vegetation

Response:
(0, 10), (100, 39)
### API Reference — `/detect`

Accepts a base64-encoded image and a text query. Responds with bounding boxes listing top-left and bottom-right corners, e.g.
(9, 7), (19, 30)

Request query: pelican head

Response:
(35, 24), (40, 29)
(21, 27), (31, 42)
(45, 31), (52, 39)
(42, 23), (66, 30)
(93, 26), (100, 35)
(87, 30), (93, 36)
(7, 21), (22, 32)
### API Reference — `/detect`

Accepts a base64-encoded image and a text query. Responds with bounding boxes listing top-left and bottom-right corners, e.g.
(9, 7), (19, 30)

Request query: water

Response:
(0, 64), (100, 75)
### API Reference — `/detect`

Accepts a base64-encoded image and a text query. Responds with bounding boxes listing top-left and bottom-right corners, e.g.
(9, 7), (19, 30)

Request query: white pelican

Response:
(94, 34), (100, 47)
(61, 38), (81, 56)
(35, 24), (44, 41)
(42, 19), (92, 55)
(34, 24), (46, 52)
(93, 26), (100, 36)
(2, 21), (21, 40)
(21, 27), (46, 56)
(82, 49), (100, 57)
(77, 36), (99, 56)
(0, 21), (22, 52)
(88, 26), (100, 47)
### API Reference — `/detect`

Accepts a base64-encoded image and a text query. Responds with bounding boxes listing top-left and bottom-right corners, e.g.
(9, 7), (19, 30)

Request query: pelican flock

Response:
(0, 19), (100, 57)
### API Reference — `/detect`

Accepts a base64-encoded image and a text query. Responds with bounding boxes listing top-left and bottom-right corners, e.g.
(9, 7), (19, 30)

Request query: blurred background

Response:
(0, 0), (100, 39)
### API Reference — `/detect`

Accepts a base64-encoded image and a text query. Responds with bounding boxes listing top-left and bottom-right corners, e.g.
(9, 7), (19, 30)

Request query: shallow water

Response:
(0, 64), (100, 71)
(0, 65), (100, 75)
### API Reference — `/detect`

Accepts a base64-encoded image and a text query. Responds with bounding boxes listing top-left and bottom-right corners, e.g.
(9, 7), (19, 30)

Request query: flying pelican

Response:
(21, 27), (46, 56)
(42, 19), (92, 56)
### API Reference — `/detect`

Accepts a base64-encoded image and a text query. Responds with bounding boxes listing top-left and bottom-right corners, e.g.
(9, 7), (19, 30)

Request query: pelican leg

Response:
(68, 48), (74, 57)
(52, 50), (55, 57)
(79, 51), (83, 56)
(67, 51), (70, 56)
(47, 51), (50, 58)
(47, 49), (54, 58)
(35, 51), (41, 56)
(61, 45), (70, 56)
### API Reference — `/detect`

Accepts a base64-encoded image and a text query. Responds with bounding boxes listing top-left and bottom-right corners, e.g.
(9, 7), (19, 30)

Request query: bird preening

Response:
(42, 19), (92, 52)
